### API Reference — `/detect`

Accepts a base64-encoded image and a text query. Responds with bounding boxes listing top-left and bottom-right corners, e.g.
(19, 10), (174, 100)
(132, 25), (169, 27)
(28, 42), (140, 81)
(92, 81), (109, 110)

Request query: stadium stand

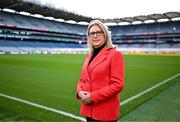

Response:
(0, 0), (180, 54)
(110, 21), (180, 49)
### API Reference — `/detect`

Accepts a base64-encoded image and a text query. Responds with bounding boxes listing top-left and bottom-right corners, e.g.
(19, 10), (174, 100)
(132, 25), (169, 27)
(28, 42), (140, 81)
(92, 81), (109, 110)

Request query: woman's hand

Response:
(81, 93), (93, 105)
(78, 91), (89, 100)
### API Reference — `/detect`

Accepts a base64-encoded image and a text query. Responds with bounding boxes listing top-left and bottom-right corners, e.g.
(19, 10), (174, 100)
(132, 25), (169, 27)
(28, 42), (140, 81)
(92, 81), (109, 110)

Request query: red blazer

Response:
(76, 47), (124, 120)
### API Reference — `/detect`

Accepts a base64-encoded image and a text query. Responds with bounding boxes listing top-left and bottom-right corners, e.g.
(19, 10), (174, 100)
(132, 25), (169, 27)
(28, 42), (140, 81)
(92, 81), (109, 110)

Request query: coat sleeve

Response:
(76, 76), (83, 100)
(90, 51), (124, 103)
(76, 54), (90, 100)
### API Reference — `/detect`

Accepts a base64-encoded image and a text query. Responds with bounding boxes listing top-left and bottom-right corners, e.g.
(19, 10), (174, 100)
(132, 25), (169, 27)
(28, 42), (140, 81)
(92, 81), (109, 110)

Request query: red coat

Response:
(76, 47), (124, 121)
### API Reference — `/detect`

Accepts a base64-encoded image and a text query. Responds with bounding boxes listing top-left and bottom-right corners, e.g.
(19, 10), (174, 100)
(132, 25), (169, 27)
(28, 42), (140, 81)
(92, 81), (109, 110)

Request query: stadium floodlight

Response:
(3, 8), (15, 13)
(66, 20), (76, 24)
(33, 14), (44, 18)
(104, 22), (117, 26)
(144, 20), (155, 24)
(157, 18), (169, 22)
(171, 17), (180, 21)
(78, 21), (89, 25)
(56, 19), (65, 22)
(118, 22), (130, 26)
(132, 21), (142, 25)
(19, 11), (31, 16)
(44, 16), (55, 20)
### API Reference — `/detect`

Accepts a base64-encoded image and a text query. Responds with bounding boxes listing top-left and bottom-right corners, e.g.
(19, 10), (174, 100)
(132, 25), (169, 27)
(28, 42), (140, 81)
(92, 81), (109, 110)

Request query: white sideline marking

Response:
(0, 93), (85, 122)
(0, 73), (179, 121)
(120, 73), (180, 106)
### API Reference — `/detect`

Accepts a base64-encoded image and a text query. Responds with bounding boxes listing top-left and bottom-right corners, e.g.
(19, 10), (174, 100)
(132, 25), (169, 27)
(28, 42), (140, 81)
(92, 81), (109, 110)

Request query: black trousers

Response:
(86, 117), (97, 122)
(86, 117), (117, 122)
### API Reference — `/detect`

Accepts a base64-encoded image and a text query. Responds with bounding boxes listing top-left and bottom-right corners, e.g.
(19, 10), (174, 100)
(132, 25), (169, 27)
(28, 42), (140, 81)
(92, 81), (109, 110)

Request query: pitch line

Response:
(0, 93), (85, 122)
(120, 73), (180, 106)
(0, 73), (179, 121)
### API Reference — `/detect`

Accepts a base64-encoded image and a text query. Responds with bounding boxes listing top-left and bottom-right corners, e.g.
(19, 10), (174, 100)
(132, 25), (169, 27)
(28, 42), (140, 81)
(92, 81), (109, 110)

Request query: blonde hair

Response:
(87, 20), (114, 53)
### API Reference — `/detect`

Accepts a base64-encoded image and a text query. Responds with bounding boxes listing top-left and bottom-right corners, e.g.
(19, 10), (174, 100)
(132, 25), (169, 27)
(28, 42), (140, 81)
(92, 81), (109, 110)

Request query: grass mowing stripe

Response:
(1, 73), (178, 122)
(120, 73), (180, 106)
(120, 79), (180, 121)
(0, 93), (85, 122)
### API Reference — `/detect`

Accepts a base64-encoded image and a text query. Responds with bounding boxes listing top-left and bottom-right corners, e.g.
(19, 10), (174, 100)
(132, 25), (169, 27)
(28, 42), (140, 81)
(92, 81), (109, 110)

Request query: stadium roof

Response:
(0, 0), (92, 22)
(0, 0), (180, 24)
(99, 12), (180, 24)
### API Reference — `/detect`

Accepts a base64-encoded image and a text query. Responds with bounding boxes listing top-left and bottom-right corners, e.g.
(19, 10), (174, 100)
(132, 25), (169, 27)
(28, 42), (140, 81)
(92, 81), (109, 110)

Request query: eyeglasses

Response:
(88, 31), (103, 37)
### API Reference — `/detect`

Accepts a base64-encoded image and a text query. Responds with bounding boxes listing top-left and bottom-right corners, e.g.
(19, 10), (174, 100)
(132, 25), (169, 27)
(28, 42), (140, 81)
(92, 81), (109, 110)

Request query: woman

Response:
(76, 20), (124, 122)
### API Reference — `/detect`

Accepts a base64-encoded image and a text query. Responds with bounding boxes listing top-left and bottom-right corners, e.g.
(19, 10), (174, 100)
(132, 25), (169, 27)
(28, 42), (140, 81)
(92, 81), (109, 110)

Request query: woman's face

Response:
(88, 25), (106, 48)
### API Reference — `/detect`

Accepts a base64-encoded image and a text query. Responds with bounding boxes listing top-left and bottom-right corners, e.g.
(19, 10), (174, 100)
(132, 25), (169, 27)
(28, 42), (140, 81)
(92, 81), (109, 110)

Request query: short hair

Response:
(87, 20), (114, 53)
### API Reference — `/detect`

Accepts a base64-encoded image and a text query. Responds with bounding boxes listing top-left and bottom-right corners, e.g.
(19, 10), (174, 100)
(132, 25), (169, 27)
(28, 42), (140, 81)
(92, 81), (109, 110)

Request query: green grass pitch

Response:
(0, 54), (179, 121)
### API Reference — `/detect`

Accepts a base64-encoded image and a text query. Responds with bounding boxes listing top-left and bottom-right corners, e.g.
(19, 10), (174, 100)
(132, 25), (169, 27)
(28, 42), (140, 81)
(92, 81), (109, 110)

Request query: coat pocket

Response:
(81, 79), (91, 92)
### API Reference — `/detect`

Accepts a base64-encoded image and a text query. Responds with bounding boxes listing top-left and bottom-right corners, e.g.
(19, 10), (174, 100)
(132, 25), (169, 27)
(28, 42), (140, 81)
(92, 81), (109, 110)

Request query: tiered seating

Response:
(0, 10), (179, 53)
(110, 21), (180, 36)
(0, 40), (85, 53)
(0, 11), (87, 34)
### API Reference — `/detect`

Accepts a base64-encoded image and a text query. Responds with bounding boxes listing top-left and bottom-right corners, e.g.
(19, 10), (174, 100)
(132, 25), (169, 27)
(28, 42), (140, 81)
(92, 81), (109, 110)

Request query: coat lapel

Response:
(88, 47), (108, 74)
(82, 53), (92, 82)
